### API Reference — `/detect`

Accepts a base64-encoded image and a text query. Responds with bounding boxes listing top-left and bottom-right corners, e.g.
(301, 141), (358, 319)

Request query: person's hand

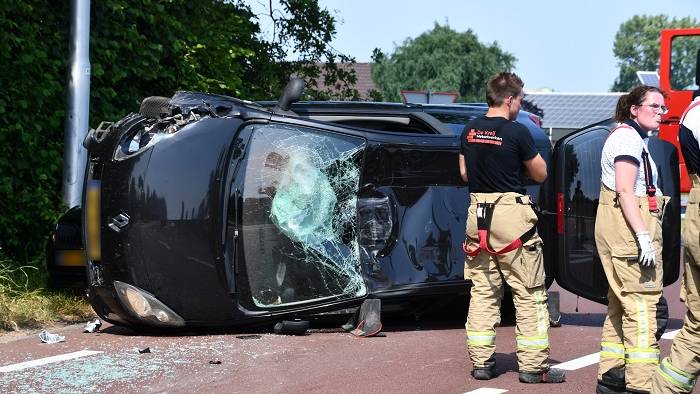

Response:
(635, 231), (656, 268)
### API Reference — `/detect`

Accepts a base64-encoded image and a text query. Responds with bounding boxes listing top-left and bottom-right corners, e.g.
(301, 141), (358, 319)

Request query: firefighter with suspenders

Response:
(595, 86), (670, 394)
(459, 72), (566, 384)
(651, 90), (700, 393)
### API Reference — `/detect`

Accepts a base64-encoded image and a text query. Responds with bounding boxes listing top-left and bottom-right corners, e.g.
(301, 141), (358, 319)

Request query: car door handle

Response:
(108, 213), (130, 233)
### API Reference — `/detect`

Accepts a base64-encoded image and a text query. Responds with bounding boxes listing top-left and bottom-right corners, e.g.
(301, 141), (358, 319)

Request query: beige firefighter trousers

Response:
(596, 184), (668, 392)
(651, 175), (700, 393)
(464, 192), (550, 373)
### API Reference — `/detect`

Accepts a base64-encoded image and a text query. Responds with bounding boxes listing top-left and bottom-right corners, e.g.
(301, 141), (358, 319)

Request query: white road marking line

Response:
(661, 329), (680, 340)
(552, 352), (600, 370)
(464, 388), (508, 394)
(0, 350), (103, 372)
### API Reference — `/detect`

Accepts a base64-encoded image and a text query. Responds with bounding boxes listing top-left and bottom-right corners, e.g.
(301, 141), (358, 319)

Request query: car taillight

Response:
(86, 180), (101, 261)
(557, 192), (564, 235)
(529, 114), (542, 128)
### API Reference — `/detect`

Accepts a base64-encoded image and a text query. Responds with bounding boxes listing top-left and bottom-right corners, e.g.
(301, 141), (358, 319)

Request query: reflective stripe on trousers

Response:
(657, 357), (697, 392)
(626, 297), (658, 365)
(601, 341), (625, 360)
(637, 297), (649, 349)
(517, 289), (549, 350)
(467, 330), (496, 346)
(625, 348), (660, 364)
(516, 335), (549, 350)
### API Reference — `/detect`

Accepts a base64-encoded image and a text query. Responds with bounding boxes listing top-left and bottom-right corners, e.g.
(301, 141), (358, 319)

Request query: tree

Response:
(611, 14), (698, 92)
(0, 0), (355, 264)
(254, 0), (359, 100)
(371, 23), (516, 103)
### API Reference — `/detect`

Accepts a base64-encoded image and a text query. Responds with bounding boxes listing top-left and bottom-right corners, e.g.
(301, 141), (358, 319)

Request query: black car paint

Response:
(82, 92), (680, 328)
(88, 105), (473, 326)
(50, 98), (548, 290)
(547, 120), (682, 304)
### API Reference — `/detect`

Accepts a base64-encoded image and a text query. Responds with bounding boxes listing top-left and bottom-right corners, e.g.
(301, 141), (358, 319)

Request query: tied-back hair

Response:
(486, 72), (524, 107)
(614, 85), (668, 122)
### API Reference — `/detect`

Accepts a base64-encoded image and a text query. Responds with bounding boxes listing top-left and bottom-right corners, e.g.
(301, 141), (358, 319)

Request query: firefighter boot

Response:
(596, 367), (627, 393)
(518, 367), (566, 383)
(471, 357), (497, 380)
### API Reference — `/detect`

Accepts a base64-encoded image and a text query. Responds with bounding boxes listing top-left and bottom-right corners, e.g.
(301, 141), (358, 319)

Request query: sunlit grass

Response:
(0, 260), (94, 332)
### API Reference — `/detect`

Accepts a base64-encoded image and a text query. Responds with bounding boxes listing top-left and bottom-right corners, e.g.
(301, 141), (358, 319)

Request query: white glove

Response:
(635, 231), (656, 268)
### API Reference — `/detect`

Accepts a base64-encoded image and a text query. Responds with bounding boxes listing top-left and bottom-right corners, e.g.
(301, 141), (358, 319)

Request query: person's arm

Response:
(518, 125), (546, 183)
(614, 159), (646, 233)
(459, 154), (468, 183)
(523, 154), (547, 183)
(615, 158), (655, 267)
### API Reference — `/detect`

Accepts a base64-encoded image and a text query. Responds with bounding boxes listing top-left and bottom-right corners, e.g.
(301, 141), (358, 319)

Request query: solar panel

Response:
(524, 93), (624, 129)
(636, 71), (660, 87)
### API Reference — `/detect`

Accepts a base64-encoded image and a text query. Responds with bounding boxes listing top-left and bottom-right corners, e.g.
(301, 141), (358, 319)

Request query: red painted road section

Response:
(0, 279), (694, 393)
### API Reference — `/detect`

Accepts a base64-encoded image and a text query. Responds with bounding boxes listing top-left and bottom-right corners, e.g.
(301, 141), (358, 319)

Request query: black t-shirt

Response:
(680, 124), (700, 175)
(459, 116), (538, 193)
(679, 101), (700, 175)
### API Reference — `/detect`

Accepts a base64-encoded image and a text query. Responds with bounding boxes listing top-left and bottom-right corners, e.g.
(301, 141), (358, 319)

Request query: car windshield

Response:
(238, 123), (367, 307)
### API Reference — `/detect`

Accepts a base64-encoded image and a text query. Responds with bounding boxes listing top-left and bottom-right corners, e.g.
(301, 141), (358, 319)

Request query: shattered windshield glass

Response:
(240, 123), (367, 307)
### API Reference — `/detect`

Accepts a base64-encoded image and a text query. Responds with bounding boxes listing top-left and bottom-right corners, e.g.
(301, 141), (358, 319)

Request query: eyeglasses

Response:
(638, 103), (669, 115)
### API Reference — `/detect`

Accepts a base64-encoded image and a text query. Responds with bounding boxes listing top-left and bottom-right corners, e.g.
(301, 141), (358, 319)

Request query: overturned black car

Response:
(80, 83), (681, 329)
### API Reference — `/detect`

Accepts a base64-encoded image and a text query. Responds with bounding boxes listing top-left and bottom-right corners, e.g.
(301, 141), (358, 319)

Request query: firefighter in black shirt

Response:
(459, 72), (565, 384)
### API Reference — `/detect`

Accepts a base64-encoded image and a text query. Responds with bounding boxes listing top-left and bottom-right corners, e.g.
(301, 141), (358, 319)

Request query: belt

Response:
(463, 196), (537, 257)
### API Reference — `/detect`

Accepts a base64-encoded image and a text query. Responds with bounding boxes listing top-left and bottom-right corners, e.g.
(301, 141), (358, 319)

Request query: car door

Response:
(546, 120), (681, 304)
(226, 116), (466, 316)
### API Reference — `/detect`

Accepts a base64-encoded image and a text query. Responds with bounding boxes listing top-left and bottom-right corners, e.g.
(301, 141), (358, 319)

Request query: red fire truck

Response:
(658, 28), (700, 192)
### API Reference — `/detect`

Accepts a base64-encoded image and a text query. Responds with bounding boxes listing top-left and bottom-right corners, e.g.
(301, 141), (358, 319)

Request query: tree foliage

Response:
(0, 0), (355, 264)
(371, 23), (516, 103)
(265, 0), (359, 100)
(611, 14), (699, 92)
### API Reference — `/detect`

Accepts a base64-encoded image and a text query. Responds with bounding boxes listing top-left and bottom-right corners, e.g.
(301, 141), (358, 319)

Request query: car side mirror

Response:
(274, 78), (304, 115)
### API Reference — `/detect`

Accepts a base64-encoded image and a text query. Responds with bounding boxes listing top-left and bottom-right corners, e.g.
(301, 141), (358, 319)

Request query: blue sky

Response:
(249, 0), (699, 93)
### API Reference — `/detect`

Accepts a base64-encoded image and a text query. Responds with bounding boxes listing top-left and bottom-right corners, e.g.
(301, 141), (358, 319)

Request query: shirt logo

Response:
(642, 280), (657, 289)
(467, 129), (503, 146)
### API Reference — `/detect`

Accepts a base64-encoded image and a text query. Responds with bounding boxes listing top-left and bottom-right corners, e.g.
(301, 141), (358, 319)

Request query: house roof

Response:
(343, 63), (375, 98)
(524, 92), (624, 129)
(319, 63), (376, 99)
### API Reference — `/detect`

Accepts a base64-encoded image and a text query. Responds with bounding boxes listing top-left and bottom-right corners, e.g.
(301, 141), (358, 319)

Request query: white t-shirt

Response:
(600, 124), (661, 196)
(682, 96), (700, 139)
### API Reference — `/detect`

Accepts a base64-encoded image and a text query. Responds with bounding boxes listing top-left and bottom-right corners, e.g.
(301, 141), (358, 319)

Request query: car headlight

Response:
(114, 281), (185, 327)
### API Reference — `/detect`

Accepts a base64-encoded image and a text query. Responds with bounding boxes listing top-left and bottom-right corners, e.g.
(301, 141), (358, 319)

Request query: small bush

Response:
(0, 261), (94, 331)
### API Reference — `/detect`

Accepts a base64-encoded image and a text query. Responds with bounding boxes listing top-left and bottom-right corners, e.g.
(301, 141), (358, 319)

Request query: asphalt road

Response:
(0, 280), (695, 393)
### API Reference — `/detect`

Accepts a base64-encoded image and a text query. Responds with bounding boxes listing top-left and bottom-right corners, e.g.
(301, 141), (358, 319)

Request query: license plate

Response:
(86, 180), (101, 261)
(56, 250), (86, 267)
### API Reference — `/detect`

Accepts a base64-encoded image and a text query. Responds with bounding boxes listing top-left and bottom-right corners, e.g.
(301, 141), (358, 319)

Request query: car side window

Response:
(424, 112), (477, 135)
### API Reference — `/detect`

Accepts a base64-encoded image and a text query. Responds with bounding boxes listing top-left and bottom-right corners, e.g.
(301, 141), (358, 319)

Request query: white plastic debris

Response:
(39, 330), (65, 344)
(83, 318), (102, 333)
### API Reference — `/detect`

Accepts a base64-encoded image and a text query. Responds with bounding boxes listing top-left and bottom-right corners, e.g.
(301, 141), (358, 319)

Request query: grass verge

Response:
(0, 261), (95, 332)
